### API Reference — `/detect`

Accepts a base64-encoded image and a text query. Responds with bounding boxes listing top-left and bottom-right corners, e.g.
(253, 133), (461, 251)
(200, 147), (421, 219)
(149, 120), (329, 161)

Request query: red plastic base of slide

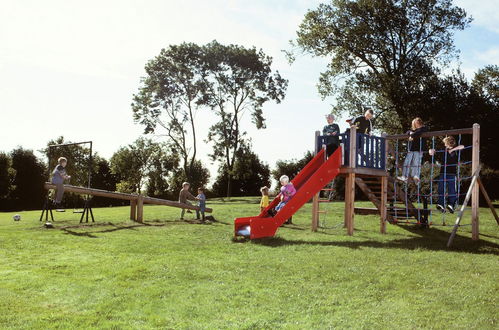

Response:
(234, 147), (342, 239)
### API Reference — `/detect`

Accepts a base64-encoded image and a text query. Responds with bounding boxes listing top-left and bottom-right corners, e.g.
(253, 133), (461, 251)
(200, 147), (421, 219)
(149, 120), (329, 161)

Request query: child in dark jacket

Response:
(429, 136), (464, 213)
(397, 118), (428, 184)
(323, 114), (340, 157)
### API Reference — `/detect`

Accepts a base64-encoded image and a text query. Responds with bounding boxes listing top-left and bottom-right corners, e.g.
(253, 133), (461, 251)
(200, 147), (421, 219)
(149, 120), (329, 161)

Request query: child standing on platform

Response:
(260, 186), (269, 212)
(429, 136), (464, 213)
(51, 157), (71, 207)
(196, 187), (206, 222)
(397, 117), (428, 184)
(323, 114), (340, 157)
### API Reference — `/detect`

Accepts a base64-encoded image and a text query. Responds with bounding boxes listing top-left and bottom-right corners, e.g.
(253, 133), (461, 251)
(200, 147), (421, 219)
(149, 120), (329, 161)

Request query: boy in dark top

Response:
(350, 108), (374, 135)
(429, 136), (464, 213)
(323, 114), (340, 157)
(397, 117), (428, 184)
(347, 108), (374, 166)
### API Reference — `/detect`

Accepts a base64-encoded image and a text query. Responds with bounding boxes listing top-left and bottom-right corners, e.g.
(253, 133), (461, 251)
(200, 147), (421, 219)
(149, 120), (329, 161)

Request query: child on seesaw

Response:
(51, 157), (71, 208)
(196, 187), (208, 223)
(178, 182), (198, 220)
(429, 136), (464, 214)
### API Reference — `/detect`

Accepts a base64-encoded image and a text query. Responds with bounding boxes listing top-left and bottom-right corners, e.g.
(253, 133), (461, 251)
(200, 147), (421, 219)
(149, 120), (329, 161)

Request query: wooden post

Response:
(344, 126), (357, 232)
(471, 123), (480, 240)
(311, 130), (321, 231)
(349, 126), (357, 169)
(380, 176), (387, 234)
(345, 173), (356, 235)
(130, 199), (137, 221)
(137, 195), (144, 223)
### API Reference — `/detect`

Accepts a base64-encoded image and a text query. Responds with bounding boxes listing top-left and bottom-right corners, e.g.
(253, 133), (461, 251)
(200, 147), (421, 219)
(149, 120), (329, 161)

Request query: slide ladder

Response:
(234, 147), (342, 239)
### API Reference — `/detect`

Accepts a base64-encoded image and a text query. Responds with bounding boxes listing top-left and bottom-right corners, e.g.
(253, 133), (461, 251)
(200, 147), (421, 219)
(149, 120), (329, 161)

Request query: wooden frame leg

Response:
(130, 199), (137, 221)
(137, 196), (144, 223)
(344, 173), (355, 235)
(380, 176), (387, 234)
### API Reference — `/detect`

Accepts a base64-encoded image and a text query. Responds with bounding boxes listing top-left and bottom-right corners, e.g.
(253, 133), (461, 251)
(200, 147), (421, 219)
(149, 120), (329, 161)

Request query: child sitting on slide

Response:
(51, 157), (71, 208)
(267, 175), (296, 224)
(260, 186), (269, 212)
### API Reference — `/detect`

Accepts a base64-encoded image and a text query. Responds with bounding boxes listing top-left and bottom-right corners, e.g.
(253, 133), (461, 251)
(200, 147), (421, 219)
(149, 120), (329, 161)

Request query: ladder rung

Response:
(317, 211), (327, 214)
(321, 188), (334, 191)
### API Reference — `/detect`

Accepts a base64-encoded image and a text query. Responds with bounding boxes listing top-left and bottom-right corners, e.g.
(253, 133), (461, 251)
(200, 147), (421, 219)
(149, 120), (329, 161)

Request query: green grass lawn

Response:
(1, 198), (498, 329)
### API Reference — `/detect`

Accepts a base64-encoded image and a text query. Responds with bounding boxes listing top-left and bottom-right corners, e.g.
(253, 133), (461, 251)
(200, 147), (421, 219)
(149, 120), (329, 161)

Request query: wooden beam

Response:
(477, 178), (499, 224)
(385, 127), (473, 140)
(142, 196), (213, 213)
(338, 167), (388, 177)
(354, 207), (379, 215)
(471, 123), (480, 240)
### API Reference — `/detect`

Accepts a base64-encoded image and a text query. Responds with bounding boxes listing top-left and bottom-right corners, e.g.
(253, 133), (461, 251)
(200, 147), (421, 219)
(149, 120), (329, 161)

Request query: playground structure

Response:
(40, 141), (211, 224)
(235, 123), (498, 246)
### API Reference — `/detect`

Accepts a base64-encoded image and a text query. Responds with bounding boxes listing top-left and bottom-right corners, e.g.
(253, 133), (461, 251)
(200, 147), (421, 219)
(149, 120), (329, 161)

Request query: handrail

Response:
(385, 127), (473, 140)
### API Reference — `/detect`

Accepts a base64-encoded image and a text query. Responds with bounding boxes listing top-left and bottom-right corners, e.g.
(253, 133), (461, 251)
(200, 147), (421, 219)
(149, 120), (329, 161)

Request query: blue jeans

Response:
(402, 151), (423, 178)
(437, 174), (457, 206)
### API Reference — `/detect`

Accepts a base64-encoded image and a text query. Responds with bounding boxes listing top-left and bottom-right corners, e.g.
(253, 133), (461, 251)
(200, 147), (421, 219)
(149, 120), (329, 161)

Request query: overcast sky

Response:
(1, 0), (498, 184)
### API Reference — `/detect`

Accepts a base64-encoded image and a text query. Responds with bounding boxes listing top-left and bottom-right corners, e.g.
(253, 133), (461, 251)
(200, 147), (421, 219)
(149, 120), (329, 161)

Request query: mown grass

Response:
(0, 198), (497, 329)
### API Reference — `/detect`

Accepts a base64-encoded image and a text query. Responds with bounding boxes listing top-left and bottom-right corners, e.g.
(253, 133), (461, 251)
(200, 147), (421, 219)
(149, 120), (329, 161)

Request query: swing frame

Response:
(40, 141), (94, 223)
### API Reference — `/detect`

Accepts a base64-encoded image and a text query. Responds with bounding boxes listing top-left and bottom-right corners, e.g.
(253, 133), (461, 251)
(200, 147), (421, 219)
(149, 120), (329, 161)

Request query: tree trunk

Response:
(226, 172), (232, 199)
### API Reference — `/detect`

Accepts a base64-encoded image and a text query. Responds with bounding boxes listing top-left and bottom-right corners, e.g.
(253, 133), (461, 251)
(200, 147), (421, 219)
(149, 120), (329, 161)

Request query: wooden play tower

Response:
(311, 123), (498, 245)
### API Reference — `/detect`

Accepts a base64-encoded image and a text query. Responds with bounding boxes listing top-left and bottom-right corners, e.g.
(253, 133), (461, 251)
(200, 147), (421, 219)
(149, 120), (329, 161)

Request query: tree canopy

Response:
(292, 0), (471, 132)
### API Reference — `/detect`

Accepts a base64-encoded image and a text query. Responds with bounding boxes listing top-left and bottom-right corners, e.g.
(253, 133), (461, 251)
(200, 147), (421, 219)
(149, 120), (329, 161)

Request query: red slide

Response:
(234, 146), (342, 239)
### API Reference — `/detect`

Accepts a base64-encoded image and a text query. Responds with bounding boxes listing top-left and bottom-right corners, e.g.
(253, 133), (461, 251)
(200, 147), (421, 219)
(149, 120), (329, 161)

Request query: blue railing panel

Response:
(317, 132), (386, 170)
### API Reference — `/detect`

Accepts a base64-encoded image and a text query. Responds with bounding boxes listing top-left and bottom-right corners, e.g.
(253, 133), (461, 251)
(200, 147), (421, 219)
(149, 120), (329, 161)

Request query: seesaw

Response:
(42, 183), (212, 223)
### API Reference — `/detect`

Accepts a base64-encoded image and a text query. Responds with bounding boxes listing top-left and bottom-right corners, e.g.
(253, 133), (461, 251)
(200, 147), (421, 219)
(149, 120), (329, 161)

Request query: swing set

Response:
(312, 123), (498, 247)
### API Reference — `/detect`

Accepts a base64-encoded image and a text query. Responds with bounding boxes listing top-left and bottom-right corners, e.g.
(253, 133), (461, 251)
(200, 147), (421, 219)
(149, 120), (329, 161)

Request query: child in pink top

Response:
(275, 175), (296, 211)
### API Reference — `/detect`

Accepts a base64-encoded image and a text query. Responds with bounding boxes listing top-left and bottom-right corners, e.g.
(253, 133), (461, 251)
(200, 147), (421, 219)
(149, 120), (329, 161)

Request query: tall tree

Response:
(292, 0), (471, 132)
(203, 41), (288, 197)
(212, 143), (271, 197)
(110, 138), (178, 194)
(132, 43), (208, 182)
(0, 152), (12, 199)
(10, 148), (46, 210)
(472, 65), (499, 107)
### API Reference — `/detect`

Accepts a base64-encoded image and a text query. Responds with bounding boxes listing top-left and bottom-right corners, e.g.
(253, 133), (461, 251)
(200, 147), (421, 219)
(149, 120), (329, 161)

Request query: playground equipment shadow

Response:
(250, 228), (499, 255)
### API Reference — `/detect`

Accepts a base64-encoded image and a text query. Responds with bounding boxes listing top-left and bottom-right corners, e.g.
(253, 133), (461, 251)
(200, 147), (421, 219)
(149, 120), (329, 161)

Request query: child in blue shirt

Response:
(196, 187), (207, 222)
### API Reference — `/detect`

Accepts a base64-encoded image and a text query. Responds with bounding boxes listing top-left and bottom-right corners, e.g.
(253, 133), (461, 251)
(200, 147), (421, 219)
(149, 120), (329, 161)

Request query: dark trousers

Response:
(326, 143), (339, 157)
(437, 174), (457, 206)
